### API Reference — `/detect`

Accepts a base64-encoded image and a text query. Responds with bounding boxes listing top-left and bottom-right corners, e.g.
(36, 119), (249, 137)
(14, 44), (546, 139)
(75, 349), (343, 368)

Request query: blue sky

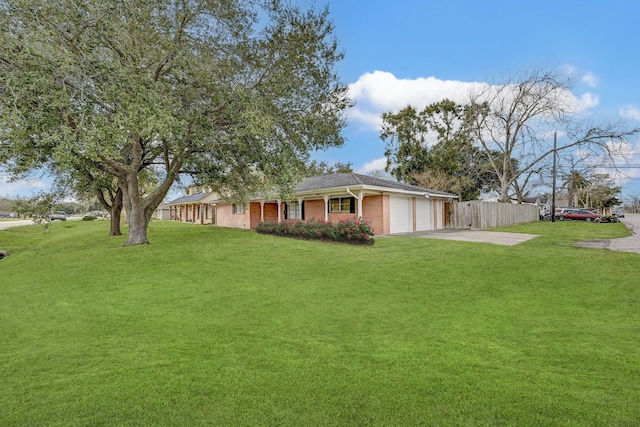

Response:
(3, 0), (640, 201)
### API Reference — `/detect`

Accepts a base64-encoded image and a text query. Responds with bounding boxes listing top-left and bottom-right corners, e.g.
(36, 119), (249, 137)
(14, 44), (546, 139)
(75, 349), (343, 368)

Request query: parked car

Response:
(556, 209), (600, 222)
(50, 211), (67, 221)
(613, 210), (625, 218)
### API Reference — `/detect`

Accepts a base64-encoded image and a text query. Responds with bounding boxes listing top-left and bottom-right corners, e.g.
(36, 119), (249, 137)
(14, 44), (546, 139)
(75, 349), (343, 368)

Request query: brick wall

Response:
(362, 195), (387, 235)
(304, 199), (326, 222)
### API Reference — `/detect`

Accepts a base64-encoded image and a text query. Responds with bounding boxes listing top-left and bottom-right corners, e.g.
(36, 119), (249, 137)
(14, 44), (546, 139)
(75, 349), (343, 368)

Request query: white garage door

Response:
(390, 196), (413, 234)
(415, 198), (433, 231)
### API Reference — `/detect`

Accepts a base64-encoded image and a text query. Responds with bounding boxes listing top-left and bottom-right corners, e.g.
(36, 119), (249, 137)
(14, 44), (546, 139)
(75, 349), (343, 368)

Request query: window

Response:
(286, 202), (301, 220)
(232, 203), (246, 214)
(329, 197), (355, 213)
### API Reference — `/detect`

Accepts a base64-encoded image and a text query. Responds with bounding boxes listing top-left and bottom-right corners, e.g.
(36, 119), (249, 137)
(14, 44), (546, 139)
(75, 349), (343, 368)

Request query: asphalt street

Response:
(577, 213), (640, 254)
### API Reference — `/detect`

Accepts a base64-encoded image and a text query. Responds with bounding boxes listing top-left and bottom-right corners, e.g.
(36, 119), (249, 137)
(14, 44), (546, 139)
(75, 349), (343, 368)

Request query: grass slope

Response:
(1, 220), (639, 426)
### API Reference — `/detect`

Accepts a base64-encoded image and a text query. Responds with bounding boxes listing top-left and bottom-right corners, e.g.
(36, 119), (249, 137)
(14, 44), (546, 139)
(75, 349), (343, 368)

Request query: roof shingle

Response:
(295, 173), (456, 197)
(167, 192), (211, 205)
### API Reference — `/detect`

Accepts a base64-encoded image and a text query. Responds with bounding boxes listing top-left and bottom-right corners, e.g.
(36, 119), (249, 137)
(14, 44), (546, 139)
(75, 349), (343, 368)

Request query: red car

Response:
(557, 209), (600, 222)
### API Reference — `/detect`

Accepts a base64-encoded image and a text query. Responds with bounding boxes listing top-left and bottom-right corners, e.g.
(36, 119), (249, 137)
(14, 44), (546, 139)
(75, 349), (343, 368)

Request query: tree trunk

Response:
(125, 203), (150, 245)
(94, 185), (123, 236)
(109, 191), (123, 236)
(499, 180), (511, 202)
(121, 171), (150, 245)
(120, 167), (178, 245)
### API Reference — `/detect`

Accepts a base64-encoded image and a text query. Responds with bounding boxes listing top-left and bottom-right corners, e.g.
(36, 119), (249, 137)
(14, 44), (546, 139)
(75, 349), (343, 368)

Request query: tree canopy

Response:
(381, 100), (494, 201)
(1, 0), (350, 244)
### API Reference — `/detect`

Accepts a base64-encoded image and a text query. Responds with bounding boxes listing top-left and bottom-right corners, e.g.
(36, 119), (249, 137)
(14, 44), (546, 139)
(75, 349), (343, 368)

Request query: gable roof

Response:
(295, 173), (457, 198)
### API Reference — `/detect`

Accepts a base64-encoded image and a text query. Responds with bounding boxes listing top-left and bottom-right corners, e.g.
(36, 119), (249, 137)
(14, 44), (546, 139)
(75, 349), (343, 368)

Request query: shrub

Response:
(256, 218), (374, 245)
(82, 215), (97, 221)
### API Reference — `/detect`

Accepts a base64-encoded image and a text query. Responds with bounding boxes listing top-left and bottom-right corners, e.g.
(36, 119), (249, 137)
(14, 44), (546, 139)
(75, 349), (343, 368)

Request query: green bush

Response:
(256, 218), (374, 244)
(82, 215), (97, 221)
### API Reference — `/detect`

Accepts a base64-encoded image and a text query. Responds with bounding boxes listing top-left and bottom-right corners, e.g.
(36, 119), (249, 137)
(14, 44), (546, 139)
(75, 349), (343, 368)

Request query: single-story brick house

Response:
(166, 173), (457, 235)
(166, 189), (218, 224)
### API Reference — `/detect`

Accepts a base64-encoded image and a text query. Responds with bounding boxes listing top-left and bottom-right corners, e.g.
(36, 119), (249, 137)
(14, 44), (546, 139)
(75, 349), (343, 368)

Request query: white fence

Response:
(450, 201), (539, 230)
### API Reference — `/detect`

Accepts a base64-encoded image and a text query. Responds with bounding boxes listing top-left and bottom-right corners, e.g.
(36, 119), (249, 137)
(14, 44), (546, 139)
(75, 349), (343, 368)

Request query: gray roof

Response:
(523, 196), (548, 204)
(167, 192), (211, 205)
(295, 173), (457, 198)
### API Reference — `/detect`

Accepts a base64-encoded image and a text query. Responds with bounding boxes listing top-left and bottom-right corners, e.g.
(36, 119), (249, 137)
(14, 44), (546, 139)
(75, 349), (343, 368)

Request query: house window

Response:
(232, 203), (246, 214)
(329, 197), (355, 213)
(286, 202), (301, 220)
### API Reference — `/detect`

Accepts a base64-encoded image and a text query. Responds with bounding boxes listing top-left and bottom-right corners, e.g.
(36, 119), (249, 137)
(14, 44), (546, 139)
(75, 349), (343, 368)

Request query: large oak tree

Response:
(1, 0), (350, 244)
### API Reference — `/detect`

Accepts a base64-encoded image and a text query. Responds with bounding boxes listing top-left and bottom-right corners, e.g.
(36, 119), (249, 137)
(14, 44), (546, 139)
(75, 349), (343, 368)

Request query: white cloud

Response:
(561, 64), (599, 88)
(620, 106), (640, 121)
(560, 64), (578, 77)
(577, 92), (600, 110)
(347, 71), (476, 130)
(356, 157), (388, 174)
(581, 72), (599, 88)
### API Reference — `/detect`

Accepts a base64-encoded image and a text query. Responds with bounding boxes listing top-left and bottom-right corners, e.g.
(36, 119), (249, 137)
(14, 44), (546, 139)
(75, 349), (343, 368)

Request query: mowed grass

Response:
(0, 220), (639, 426)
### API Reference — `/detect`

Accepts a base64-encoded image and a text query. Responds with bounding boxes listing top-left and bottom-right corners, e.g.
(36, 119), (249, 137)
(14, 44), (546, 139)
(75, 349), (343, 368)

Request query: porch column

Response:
(323, 195), (329, 222)
(277, 199), (282, 223)
(260, 201), (265, 222)
(358, 191), (364, 220)
(298, 198), (304, 221)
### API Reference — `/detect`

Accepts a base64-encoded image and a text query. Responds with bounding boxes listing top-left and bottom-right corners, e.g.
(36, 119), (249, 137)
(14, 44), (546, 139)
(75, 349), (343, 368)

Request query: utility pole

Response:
(551, 132), (557, 223)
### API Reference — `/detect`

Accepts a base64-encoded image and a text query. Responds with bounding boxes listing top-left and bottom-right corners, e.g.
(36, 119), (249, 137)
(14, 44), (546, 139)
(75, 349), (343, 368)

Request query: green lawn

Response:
(1, 220), (638, 426)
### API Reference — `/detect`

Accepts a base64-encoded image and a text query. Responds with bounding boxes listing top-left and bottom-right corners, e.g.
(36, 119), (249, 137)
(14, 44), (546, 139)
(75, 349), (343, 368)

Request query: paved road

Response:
(0, 217), (82, 231)
(577, 213), (640, 254)
(0, 219), (34, 231)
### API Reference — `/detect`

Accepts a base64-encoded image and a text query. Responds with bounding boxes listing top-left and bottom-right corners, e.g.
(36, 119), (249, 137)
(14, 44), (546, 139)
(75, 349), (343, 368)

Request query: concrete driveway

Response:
(392, 213), (640, 251)
(392, 229), (539, 246)
(577, 213), (640, 254)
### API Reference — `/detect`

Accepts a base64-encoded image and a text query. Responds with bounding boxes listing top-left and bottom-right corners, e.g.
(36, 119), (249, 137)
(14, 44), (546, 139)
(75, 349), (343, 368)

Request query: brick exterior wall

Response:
(304, 199), (326, 222)
(215, 193), (445, 234)
(263, 203), (279, 223)
(362, 195), (387, 235)
(300, 195), (388, 235)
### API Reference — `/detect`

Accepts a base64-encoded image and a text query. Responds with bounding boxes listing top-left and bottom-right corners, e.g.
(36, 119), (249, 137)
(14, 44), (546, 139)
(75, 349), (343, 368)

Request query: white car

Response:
(50, 211), (67, 221)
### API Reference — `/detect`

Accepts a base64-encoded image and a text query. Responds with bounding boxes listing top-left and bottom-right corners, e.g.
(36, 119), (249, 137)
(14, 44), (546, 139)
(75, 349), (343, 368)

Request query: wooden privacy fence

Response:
(450, 201), (539, 230)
